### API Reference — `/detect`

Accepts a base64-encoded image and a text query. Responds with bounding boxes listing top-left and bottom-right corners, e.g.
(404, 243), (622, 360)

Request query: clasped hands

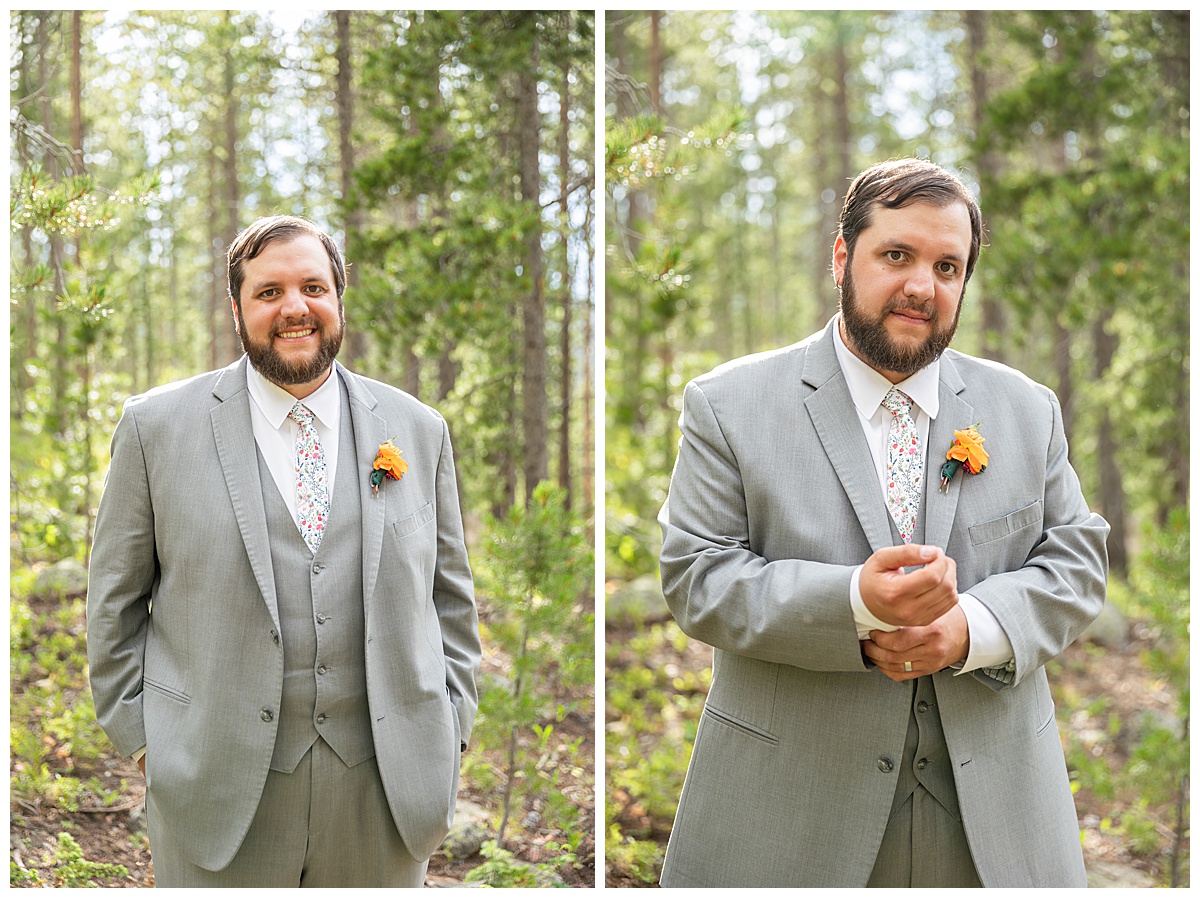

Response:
(859, 543), (969, 682)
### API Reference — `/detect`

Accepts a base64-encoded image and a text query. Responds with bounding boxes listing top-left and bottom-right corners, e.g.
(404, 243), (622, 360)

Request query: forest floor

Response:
(9, 584), (596, 889)
(605, 613), (1188, 888)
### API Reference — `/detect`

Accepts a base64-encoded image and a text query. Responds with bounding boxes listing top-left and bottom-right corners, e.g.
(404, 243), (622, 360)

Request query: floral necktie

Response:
(288, 403), (329, 553)
(882, 388), (921, 544)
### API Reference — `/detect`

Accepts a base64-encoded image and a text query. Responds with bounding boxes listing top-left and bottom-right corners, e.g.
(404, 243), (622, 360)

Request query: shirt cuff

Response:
(850, 564), (900, 640)
(951, 593), (1014, 674)
(131, 746), (146, 763)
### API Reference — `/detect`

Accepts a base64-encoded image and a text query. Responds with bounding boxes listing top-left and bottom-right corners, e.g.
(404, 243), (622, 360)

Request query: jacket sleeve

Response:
(86, 401), (157, 758)
(432, 416), (482, 748)
(659, 380), (868, 672)
(965, 390), (1108, 690)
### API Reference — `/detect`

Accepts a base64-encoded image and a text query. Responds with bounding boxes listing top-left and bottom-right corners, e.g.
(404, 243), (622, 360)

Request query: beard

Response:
(235, 304), (345, 388)
(838, 265), (961, 377)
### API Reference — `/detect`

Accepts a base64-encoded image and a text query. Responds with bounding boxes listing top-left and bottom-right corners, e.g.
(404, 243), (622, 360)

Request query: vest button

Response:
(312, 563), (323, 574)
(317, 664), (328, 675)
(917, 700), (930, 713)
(260, 709), (274, 722)
(877, 756), (894, 773)
(316, 613), (327, 624)
(316, 713), (328, 724)
(917, 758), (929, 770)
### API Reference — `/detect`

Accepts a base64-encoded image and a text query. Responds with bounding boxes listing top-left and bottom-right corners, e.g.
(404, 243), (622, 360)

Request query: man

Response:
(657, 159), (1108, 887)
(87, 215), (481, 887)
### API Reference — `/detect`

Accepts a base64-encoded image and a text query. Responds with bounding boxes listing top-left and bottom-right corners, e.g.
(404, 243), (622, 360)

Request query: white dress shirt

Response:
(246, 363), (342, 522)
(833, 322), (1013, 673)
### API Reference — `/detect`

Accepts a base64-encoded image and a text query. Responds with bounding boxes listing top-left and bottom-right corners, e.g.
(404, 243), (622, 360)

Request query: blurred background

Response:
(604, 10), (1188, 888)
(10, 10), (595, 887)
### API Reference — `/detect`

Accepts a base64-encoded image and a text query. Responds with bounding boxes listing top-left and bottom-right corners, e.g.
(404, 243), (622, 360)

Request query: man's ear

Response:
(230, 295), (240, 333)
(831, 234), (848, 286)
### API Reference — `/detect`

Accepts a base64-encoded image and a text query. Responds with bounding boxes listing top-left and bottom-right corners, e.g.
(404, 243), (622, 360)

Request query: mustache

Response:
(882, 298), (936, 320)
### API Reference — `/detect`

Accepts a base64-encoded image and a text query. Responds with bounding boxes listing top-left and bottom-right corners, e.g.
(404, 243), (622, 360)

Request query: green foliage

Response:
(605, 621), (708, 883)
(463, 839), (566, 888)
(46, 832), (128, 888)
(605, 823), (663, 884)
(473, 481), (594, 846)
(10, 583), (126, 814)
(10, 861), (43, 887)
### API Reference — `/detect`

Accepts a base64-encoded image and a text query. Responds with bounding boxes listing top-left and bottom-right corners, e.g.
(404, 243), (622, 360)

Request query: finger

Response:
(870, 627), (931, 654)
(870, 543), (940, 573)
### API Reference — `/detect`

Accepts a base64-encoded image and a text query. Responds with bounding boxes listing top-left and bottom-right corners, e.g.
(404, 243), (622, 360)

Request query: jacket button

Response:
(917, 758), (929, 770)
(877, 756), (894, 773)
(316, 613), (327, 624)
(261, 709), (274, 722)
(917, 700), (930, 713)
(270, 629), (279, 645)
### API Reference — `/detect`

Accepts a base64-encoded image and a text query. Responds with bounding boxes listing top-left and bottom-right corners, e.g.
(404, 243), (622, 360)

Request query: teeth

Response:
(278, 328), (314, 339)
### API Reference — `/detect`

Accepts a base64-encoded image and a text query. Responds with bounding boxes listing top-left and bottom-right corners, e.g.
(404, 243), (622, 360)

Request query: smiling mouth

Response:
(276, 327), (316, 340)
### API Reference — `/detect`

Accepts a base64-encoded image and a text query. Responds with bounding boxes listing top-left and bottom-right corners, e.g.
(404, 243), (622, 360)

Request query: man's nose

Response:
(904, 268), (935, 300)
(278, 287), (308, 316)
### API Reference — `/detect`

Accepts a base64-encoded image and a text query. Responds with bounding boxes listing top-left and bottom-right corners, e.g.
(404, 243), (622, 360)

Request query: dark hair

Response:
(226, 215), (347, 308)
(838, 158), (984, 283)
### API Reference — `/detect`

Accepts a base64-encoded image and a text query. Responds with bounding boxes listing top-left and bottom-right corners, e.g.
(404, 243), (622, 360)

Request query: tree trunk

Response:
(208, 139), (223, 371)
(335, 10), (367, 366)
(582, 239), (594, 524)
(70, 11), (83, 174)
(41, 13), (68, 439)
(518, 19), (547, 498)
(648, 11), (662, 117)
(832, 16), (852, 214)
(1092, 314), (1127, 578)
(1052, 316), (1073, 443)
(965, 10), (1006, 363)
(557, 55), (574, 508)
(222, 19), (241, 365)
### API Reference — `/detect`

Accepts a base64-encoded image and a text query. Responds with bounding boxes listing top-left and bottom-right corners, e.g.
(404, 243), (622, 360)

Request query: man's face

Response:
(832, 201), (971, 383)
(233, 234), (344, 398)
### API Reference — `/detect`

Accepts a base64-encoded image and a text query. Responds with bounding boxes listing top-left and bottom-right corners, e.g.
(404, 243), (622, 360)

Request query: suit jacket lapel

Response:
(803, 321), (895, 554)
(340, 363), (388, 607)
(924, 356), (971, 552)
(210, 358), (281, 633)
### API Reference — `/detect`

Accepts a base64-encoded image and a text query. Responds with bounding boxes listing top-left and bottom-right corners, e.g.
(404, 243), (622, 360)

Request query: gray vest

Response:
(258, 385), (375, 773)
(886, 503), (960, 820)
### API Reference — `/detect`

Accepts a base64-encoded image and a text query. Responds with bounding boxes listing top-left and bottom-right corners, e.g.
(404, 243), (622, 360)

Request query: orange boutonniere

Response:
(370, 438), (407, 497)
(940, 423), (989, 492)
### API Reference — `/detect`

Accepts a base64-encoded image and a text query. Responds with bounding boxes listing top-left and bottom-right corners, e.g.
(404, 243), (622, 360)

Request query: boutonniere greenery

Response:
(940, 423), (988, 492)
(370, 438), (408, 497)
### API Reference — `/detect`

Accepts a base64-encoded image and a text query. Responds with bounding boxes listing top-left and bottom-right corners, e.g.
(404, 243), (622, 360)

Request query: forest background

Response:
(10, 10), (596, 888)
(605, 10), (1189, 888)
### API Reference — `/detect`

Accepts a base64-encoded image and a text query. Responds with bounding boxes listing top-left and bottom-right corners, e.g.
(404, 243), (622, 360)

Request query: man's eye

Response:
(937, 262), (959, 276)
(885, 250), (906, 262)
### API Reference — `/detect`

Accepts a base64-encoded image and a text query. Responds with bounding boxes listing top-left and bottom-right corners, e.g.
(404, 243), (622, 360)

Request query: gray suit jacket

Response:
(87, 357), (481, 871)
(658, 319), (1108, 887)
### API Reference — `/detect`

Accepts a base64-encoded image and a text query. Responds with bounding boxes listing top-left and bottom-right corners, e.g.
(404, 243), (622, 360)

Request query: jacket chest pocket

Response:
(391, 501), (435, 539)
(968, 500), (1042, 546)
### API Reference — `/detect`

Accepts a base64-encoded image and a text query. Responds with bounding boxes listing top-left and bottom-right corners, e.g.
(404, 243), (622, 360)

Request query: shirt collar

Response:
(832, 316), (941, 421)
(246, 362), (341, 430)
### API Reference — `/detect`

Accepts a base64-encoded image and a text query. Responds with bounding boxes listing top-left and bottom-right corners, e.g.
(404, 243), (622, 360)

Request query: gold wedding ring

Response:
(903, 661), (913, 672)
